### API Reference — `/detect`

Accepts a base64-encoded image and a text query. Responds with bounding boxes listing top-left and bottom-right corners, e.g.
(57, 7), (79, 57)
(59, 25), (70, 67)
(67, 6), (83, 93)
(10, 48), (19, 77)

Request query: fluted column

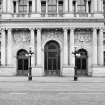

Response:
(70, 28), (75, 65)
(37, 0), (41, 14)
(92, 28), (97, 65)
(98, 28), (104, 65)
(7, 28), (13, 65)
(37, 28), (42, 66)
(63, 28), (68, 65)
(64, 0), (68, 13)
(69, 0), (73, 13)
(1, 28), (6, 66)
(98, 0), (103, 12)
(30, 28), (35, 66)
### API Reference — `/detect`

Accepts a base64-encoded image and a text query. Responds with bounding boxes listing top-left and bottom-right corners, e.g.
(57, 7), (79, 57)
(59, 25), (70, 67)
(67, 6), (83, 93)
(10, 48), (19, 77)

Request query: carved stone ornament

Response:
(42, 29), (63, 44)
(75, 30), (92, 44)
(13, 30), (30, 44)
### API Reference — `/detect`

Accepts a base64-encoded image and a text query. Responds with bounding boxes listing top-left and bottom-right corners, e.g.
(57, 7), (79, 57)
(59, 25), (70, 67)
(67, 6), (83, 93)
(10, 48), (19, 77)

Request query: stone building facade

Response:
(0, 0), (105, 77)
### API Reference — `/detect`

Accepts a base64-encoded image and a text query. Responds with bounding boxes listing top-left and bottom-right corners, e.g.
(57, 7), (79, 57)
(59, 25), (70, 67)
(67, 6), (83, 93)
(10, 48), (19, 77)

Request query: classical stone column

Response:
(32, 0), (36, 13)
(7, 28), (12, 66)
(98, 28), (104, 65)
(1, 28), (6, 66)
(92, 28), (98, 65)
(63, 28), (68, 65)
(64, 0), (68, 13)
(37, 0), (41, 14)
(70, 28), (75, 65)
(2, 0), (6, 13)
(69, 0), (73, 13)
(37, 28), (42, 66)
(30, 28), (35, 66)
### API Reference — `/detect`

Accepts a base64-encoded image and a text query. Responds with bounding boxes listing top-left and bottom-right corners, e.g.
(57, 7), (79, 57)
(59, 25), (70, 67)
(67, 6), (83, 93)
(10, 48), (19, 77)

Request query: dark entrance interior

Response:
(17, 49), (28, 76)
(44, 41), (60, 76)
(76, 49), (88, 76)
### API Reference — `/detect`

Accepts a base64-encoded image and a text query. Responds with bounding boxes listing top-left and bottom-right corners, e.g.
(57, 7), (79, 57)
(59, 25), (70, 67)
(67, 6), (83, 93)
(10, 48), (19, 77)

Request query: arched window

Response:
(41, 0), (63, 16)
(77, 0), (86, 13)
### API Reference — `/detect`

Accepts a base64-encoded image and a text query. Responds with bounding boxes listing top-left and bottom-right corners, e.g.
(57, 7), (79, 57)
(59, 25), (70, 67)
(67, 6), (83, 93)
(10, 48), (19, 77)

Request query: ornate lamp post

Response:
(27, 48), (34, 81)
(72, 47), (80, 81)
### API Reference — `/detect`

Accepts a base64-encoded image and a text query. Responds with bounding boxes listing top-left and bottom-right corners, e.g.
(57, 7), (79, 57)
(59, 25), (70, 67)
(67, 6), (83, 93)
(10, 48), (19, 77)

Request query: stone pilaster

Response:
(37, 28), (42, 66)
(70, 28), (75, 66)
(86, 0), (89, 13)
(98, 28), (104, 65)
(93, 0), (97, 12)
(7, 0), (12, 13)
(37, 0), (41, 14)
(69, 0), (73, 13)
(64, 0), (68, 13)
(3, 0), (6, 13)
(1, 28), (6, 66)
(92, 28), (98, 65)
(16, 1), (19, 13)
(30, 28), (35, 67)
(7, 28), (12, 66)
(32, 0), (36, 13)
(63, 28), (68, 65)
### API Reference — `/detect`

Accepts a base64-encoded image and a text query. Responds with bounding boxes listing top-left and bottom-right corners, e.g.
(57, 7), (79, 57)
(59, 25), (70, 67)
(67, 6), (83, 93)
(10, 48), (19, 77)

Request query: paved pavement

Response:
(0, 76), (105, 105)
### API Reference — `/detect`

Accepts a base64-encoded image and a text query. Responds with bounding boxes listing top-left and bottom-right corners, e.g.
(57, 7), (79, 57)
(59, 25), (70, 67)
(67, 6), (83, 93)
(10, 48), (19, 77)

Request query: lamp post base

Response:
(28, 76), (32, 81)
(74, 75), (78, 81)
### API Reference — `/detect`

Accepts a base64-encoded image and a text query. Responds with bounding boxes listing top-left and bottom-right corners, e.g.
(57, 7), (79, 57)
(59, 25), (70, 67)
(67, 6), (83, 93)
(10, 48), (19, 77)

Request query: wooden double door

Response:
(44, 41), (60, 76)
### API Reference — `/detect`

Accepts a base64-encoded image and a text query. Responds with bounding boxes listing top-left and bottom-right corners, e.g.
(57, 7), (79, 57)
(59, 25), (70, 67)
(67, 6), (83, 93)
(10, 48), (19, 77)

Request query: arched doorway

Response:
(44, 41), (60, 76)
(17, 49), (28, 76)
(76, 49), (88, 76)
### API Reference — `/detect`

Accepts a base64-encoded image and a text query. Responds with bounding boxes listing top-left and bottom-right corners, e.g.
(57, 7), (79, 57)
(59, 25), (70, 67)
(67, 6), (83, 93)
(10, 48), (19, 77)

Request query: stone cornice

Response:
(0, 18), (105, 23)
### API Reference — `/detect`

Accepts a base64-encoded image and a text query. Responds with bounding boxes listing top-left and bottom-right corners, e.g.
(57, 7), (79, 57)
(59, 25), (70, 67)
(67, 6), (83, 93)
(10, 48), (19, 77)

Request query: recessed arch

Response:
(76, 48), (88, 76)
(44, 40), (61, 76)
(17, 49), (29, 76)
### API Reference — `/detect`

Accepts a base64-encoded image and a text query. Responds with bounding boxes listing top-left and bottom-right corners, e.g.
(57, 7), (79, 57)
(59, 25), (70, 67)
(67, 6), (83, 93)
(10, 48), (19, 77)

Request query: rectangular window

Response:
(48, 0), (57, 16)
(77, 0), (86, 13)
(29, 1), (32, 13)
(41, 1), (46, 16)
(13, 1), (16, 13)
(58, 0), (63, 16)
(19, 0), (27, 13)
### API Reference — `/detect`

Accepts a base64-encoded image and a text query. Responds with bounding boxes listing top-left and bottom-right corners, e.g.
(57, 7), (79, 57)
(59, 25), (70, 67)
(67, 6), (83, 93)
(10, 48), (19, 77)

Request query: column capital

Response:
(29, 28), (35, 31)
(70, 27), (75, 31)
(36, 28), (42, 31)
(63, 27), (69, 31)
